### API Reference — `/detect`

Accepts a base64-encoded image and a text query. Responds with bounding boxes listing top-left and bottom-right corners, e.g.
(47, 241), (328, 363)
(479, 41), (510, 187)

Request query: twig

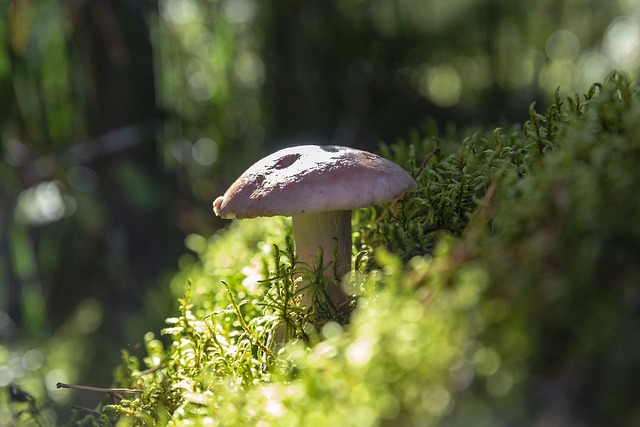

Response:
(414, 147), (441, 179)
(56, 382), (143, 394)
(72, 405), (103, 418)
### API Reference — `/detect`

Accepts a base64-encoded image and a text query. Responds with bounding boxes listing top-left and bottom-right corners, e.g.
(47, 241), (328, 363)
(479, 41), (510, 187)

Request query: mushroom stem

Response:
(292, 210), (352, 311)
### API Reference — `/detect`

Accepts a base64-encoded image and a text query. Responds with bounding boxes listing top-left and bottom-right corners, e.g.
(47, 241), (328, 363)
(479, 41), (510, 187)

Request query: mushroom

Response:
(213, 145), (416, 315)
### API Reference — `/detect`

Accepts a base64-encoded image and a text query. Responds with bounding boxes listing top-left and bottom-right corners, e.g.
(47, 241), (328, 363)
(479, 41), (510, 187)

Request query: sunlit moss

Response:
(44, 72), (640, 426)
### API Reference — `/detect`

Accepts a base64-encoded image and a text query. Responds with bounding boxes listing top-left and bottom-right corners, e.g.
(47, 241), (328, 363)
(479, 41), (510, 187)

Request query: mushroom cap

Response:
(213, 145), (417, 219)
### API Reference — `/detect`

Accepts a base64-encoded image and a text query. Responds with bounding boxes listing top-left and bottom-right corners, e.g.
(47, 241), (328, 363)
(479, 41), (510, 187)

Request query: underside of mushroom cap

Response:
(213, 145), (417, 219)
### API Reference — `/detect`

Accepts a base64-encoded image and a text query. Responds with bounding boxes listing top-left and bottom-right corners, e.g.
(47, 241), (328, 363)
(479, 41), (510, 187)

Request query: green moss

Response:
(88, 72), (640, 426)
(476, 72), (640, 425)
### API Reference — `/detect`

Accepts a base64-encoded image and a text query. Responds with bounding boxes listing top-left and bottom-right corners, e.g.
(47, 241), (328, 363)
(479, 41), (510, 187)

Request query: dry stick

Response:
(71, 405), (103, 418)
(56, 382), (143, 394)
(414, 147), (441, 179)
(138, 363), (165, 376)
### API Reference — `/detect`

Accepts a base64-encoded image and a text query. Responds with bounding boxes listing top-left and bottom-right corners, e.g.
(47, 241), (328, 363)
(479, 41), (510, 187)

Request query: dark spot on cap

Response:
(321, 146), (340, 153)
(274, 154), (301, 169)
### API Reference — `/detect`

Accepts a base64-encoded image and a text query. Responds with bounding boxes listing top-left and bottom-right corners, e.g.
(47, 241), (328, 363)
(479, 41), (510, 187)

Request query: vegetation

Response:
(29, 72), (634, 426)
(2, 1), (639, 425)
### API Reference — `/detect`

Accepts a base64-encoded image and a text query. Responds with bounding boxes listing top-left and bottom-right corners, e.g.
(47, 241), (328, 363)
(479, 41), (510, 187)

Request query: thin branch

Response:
(71, 405), (103, 418)
(414, 146), (441, 179)
(56, 382), (143, 395)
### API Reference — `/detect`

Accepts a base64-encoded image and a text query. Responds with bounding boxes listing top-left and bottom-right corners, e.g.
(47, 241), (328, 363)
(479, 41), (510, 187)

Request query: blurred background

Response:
(1, 0), (639, 420)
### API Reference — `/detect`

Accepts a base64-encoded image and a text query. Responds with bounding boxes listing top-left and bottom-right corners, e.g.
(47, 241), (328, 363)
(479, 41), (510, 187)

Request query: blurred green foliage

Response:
(1, 0), (640, 425)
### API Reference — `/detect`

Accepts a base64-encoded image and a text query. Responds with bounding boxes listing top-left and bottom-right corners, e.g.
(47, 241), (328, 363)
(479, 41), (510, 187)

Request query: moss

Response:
(83, 72), (640, 426)
(475, 72), (640, 425)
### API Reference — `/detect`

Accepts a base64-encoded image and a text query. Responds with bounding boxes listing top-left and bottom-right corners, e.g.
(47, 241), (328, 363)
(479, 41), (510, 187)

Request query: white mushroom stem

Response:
(292, 210), (352, 310)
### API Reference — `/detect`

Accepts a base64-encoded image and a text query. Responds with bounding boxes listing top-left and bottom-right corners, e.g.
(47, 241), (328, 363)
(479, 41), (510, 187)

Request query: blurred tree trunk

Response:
(69, 0), (157, 131)
(43, 0), (180, 331)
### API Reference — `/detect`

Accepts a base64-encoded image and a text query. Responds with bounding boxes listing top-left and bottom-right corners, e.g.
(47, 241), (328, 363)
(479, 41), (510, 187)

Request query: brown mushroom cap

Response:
(213, 145), (417, 219)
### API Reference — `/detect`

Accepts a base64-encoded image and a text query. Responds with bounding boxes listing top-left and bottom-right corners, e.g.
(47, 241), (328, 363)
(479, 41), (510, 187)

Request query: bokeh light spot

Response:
(472, 346), (501, 376)
(15, 181), (70, 225)
(422, 383), (451, 416)
(46, 369), (70, 403)
(603, 16), (640, 70)
(22, 349), (44, 371)
(421, 65), (463, 107)
(321, 321), (343, 340)
(74, 299), (103, 334)
(539, 62), (573, 91)
(486, 368), (514, 396)
(222, 0), (257, 23)
(545, 30), (580, 62)
(192, 138), (219, 166)
(347, 336), (374, 366)
(0, 365), (14, 387)
(161, 0), (200, 25)
(234, 52), (265, 87)
(578, 51), (611, 85)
